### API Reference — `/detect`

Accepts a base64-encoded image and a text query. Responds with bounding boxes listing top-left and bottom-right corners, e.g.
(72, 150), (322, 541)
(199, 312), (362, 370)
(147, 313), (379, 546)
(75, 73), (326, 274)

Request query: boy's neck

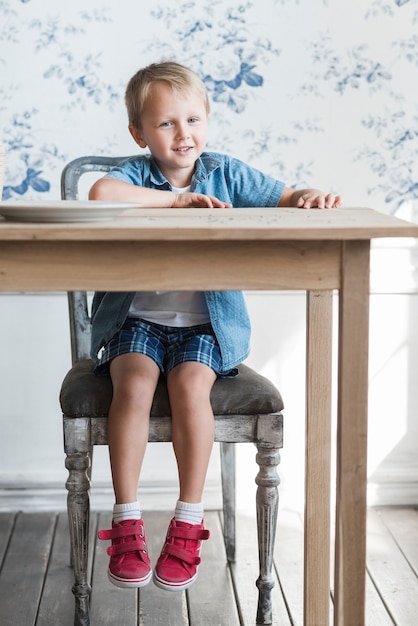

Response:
(162, 164), (196, 189)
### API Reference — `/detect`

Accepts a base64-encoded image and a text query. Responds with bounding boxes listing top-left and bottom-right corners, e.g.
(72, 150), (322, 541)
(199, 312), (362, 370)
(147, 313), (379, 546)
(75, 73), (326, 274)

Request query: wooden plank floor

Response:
(0, 507), (417, 625)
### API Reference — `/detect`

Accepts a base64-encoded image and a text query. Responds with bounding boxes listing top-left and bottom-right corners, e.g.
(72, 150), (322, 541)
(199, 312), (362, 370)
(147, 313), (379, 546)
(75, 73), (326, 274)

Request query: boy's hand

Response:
(295, 189), (342, 209)
(172, 192), (232, 208)
(279, 187), (342, 209)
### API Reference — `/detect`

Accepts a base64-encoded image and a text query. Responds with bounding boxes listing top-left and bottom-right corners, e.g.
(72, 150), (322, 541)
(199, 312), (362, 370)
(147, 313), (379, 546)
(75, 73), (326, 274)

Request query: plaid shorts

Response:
(95, 318), (228, 376)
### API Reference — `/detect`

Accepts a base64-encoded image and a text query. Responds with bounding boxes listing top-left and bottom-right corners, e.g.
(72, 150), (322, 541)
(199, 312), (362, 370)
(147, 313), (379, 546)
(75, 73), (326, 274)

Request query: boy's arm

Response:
(89, 177), (231, 208)
(278, 186), (342, 209)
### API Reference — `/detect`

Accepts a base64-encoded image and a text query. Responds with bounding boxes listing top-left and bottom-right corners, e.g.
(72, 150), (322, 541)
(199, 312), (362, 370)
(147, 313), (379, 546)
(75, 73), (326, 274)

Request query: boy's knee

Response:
(168, 363), (215, 403)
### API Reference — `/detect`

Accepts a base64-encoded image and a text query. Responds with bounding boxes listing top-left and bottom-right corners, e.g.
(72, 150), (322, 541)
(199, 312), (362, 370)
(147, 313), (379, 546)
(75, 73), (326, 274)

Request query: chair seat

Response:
(60, 359), (284, 418)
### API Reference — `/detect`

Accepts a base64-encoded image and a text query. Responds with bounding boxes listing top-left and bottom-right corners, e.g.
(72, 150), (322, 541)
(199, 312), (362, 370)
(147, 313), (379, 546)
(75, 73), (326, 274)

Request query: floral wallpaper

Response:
(1, 0), (418, 221)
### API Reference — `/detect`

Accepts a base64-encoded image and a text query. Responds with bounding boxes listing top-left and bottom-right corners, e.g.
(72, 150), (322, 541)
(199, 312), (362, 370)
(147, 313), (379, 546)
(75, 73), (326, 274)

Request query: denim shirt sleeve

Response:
(192, 153), (285, 207)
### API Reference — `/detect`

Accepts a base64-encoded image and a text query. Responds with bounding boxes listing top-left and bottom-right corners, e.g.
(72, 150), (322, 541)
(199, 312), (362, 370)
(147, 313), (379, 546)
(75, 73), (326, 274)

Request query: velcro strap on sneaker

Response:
(107, 539), (147, 556)
(164, 542), (201, 565)
(168, 526), (210, 541)
(98, 520), (144, 541)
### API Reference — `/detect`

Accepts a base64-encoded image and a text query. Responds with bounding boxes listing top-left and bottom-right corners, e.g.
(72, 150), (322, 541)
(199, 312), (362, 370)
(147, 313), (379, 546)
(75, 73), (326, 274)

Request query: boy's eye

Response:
(160, 121), (173, 127)
(188, 117), (198, 123)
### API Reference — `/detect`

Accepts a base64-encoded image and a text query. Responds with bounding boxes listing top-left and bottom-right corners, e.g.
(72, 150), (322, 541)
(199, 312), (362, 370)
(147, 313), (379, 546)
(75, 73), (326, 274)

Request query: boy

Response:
(91, 61), (342, 592)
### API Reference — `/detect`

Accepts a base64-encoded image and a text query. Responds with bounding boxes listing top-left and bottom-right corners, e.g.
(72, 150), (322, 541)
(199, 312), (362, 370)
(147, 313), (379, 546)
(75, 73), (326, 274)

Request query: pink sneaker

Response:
(98, 519), (152, 588)
(153, 518), (210, 591)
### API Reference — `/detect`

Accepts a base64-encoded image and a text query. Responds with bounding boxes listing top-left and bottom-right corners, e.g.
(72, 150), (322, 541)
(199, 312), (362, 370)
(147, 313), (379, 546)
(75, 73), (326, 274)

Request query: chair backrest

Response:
(61, 155), (126, 201)
(61, 156), (128, 364)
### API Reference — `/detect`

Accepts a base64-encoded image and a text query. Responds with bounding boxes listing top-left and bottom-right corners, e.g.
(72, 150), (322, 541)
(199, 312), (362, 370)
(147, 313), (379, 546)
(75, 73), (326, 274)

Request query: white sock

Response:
(174, 500), (204, 525)
(113, 501), (142, 523)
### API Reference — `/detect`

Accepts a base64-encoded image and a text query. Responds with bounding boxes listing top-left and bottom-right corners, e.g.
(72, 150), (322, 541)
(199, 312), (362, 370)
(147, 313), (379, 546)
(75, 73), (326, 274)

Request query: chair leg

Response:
(65, 450), (92, 626)
(69, 447), (93, 570)
(220, 442), (236, 562)
(255, 445), (281, 625)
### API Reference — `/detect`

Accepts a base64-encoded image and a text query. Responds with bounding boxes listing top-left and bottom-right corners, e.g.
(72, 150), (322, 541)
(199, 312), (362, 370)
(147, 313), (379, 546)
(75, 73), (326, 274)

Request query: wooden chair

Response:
(59, 156), (284, 626)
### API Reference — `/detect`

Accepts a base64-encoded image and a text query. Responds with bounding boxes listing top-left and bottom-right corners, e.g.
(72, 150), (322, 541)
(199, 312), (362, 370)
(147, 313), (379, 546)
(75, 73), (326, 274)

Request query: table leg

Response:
(305, 290), (333, 625)
(334, 240), (370, 626)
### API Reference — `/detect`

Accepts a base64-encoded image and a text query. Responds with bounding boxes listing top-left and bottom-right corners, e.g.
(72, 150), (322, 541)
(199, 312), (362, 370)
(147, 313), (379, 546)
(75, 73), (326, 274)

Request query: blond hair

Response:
(125, 61), (210, 129)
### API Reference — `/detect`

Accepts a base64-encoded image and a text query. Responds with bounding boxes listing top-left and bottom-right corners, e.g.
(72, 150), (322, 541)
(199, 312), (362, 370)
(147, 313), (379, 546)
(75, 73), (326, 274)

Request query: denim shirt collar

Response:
(149, 153), (222, 191)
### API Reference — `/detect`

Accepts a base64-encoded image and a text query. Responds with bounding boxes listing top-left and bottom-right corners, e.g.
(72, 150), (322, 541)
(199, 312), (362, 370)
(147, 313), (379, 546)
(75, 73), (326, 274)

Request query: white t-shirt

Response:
(128, 291), (210, 327)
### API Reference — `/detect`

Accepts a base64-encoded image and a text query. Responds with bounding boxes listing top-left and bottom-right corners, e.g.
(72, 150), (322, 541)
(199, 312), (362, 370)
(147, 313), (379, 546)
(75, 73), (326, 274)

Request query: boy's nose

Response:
(176, 123), (190, 139)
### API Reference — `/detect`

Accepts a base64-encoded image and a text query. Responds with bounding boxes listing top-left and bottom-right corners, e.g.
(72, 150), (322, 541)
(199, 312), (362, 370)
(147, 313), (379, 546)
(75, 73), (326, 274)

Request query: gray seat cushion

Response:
(60, 359), (284, 418)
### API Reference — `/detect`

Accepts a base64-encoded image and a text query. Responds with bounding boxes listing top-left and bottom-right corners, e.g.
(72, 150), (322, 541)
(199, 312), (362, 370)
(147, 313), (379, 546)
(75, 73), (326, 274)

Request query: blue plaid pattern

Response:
(96, 318), (226, 376)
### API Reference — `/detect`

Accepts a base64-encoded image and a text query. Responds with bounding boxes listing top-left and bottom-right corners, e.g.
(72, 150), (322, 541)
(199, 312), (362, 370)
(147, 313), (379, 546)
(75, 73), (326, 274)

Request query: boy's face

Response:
(129, 81), (209, 188)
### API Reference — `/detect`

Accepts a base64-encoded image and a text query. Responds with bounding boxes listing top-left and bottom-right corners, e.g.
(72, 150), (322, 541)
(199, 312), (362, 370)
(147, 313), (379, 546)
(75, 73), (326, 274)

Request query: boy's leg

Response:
(108, 352), (160, 503)
(167, 361), (217, 503)
(98, 352), (160, 588)
(153, 362), (215, 591)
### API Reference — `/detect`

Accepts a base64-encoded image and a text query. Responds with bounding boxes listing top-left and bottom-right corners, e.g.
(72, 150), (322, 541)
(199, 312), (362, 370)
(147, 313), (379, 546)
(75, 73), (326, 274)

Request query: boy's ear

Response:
(129, 125), (147, 149)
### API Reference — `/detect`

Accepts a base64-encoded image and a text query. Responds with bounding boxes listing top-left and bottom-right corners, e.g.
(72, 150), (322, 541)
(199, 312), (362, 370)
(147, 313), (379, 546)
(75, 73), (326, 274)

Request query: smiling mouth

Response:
(175, 146), (193, 152)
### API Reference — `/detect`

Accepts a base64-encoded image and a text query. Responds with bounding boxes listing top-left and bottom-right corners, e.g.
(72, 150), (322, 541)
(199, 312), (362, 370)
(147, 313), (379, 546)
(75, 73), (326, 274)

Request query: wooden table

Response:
(1, 205), (417, 625)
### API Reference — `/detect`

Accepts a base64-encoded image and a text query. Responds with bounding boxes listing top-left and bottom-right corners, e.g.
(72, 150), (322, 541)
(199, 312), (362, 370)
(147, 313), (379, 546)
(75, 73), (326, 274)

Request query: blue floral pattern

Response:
(0, 0), (417, 220)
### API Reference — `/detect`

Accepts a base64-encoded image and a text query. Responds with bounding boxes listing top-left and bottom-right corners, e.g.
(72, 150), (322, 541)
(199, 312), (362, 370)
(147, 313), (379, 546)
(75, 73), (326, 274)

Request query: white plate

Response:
(0, 201), (138, 223)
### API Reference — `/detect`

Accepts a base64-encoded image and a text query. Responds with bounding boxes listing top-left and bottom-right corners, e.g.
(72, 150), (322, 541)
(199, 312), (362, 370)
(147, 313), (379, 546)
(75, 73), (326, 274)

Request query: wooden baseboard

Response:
(0, 480), (223, 512)
(367, 480), (418, 507)
(1, 477), (417, 512)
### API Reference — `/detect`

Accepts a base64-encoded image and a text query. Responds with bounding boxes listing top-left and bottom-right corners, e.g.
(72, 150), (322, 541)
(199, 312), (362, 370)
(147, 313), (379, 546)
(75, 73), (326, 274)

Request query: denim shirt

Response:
(90, 152), (285, 372)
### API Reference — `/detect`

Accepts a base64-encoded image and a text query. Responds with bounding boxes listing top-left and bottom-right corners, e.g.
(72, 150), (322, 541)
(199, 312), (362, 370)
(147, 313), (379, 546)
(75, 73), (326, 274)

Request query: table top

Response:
(1, 205), (417, 241)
